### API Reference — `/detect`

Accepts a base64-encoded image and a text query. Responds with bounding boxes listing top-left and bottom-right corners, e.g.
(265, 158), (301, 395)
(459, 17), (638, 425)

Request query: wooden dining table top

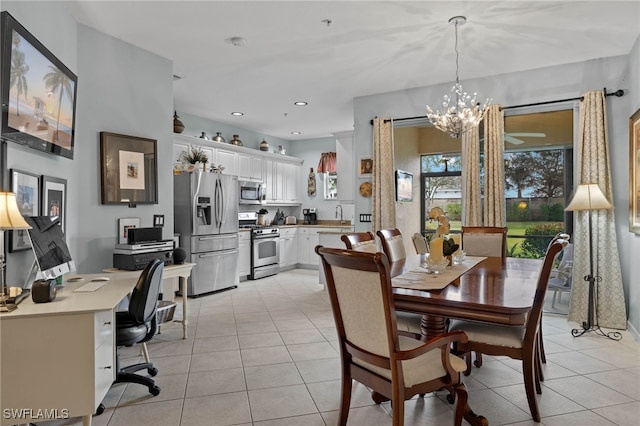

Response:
(391, 255), (543, 326)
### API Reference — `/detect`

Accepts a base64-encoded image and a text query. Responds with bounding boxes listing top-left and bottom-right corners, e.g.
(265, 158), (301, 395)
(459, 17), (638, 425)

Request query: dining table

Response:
(390, 254), (543, 340)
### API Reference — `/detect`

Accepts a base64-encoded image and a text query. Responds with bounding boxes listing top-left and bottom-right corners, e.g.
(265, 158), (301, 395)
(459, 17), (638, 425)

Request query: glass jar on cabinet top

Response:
(230, 134), (243, 146)
(212, 132), (225, 143)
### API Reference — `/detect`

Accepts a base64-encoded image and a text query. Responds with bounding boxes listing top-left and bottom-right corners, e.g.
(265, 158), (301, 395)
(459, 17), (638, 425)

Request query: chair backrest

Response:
(461, 226), (507, 263)
(376, 228), (406, 262)
(411, 233), (429, 254)
(341, 232), (377, 252)
(316, 246), (398, 361)
(129, 259), (164, 325)
(524, 238), (567, 342)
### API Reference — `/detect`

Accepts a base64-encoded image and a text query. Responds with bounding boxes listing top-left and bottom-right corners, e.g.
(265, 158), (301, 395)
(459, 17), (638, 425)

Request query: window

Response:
(324, 173), (338, 199)
(416, 108), (574, 258)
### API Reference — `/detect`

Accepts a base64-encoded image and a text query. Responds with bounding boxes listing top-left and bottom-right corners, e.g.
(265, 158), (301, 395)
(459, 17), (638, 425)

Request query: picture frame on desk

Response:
(10, 168), (40, 252)
(118, 217), (140, 244)
(100, 132), (158, 205)
(41, 175), (67, 233)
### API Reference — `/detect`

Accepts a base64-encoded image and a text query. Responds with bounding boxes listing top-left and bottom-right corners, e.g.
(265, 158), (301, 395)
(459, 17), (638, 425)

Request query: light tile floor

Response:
(36, 269), (640, 426)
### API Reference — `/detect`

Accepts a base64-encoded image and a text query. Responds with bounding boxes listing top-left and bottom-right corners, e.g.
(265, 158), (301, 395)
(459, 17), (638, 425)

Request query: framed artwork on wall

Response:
(395, 170), (413, 202)
(10, 169), (40, 252)
(100, 132), (158, 205)
(42, 175), (67, 233)
(630, 108), (640, 234)
(359, 157), (373, 177)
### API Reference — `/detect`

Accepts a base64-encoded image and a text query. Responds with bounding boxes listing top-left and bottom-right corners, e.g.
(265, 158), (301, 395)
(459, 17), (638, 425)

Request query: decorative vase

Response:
(230, 134), (243, 146)
(212, 132), (225, 143)
(173, 111), (185, 134)
(278, 145), (286, 155)
(260, 139), (269, 151)
(199, 132), (209, 140)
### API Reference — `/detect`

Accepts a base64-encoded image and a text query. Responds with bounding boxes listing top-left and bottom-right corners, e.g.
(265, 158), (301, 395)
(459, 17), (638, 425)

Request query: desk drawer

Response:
(94, 310), (114, 349)
(95, 343), (115, 405)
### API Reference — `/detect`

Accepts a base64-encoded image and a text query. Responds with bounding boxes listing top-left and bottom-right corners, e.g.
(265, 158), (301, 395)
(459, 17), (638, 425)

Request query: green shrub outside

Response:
(520, 222), (565, 258)
(446, 203), (462, 221)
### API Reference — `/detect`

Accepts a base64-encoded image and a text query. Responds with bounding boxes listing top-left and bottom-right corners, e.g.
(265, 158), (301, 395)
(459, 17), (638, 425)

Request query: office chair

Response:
(114, 258), (164, 395)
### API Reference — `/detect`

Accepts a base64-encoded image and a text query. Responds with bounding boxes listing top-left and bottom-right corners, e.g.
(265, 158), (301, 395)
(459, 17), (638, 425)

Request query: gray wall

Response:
(3, 2), (174, 282)
(353, 53), (639, 333)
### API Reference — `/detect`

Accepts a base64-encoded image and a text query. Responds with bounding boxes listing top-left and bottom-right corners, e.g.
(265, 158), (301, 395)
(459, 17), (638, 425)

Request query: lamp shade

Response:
(0, 192), (32, 230)
(565, 183), (613, 211)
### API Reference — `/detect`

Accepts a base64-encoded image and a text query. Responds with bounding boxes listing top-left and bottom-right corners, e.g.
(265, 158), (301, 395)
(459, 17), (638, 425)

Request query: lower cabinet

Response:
(279, 228), (298, 268)
(238, 231), (251, 279)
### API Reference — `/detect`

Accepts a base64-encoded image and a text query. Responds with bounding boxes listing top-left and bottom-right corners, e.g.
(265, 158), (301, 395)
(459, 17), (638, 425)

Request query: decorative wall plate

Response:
(359, 181), (372, 198)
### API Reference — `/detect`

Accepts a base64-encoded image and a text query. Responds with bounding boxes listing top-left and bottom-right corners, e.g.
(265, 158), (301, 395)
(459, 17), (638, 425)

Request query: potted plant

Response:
(180, 145), (208, 171)
(442, 236), (460, 265)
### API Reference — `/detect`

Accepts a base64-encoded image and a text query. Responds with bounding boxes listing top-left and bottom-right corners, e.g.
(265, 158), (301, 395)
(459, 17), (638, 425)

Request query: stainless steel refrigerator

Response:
(174, 172), (239, 296)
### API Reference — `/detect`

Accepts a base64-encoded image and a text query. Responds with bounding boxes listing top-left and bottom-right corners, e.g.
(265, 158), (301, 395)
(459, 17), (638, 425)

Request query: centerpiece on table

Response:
(427, 207), (461, 265)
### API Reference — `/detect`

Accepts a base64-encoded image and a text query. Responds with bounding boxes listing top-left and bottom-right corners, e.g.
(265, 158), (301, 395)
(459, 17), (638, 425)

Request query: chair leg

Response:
(473, 351), (483, 368)
(463, 352), (472, 376)
(538, 321), (546, 364)
(337, 378), (352, 426)
(523, 350), (541, 422)
(453, 383), (488, 426)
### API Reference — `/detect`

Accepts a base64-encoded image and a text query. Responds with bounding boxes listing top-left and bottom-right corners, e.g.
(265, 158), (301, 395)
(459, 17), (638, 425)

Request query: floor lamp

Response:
(565, 183), (622, 340)
(0, 192), (32, 312)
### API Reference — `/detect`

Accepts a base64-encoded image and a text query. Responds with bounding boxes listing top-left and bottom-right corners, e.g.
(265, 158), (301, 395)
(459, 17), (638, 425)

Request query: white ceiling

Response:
(64, 1), (640, 141)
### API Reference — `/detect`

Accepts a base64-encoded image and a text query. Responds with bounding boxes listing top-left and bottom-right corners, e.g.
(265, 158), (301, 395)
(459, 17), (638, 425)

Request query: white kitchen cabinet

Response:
(283, 162), (299, 202)
(279, 227), (298, 269)
(298, 227), (322, 266)
(251, 156), (263, 181)
(238, 231), (251, 279)
(317, 227), (356, 284)
(238, 152), (251, 180)
(262, 158), (277, 202)
(215, 148), (238, 176)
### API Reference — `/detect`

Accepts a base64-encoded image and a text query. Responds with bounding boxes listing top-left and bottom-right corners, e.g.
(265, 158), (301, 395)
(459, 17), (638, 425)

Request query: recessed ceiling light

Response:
(291, 131), (301, 135)
(231, 112), (244, 116)
(294, 101), (308, 106)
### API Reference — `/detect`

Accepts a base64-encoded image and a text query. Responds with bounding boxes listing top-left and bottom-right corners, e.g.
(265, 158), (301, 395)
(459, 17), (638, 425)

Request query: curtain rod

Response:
(369, 88), (624, 125)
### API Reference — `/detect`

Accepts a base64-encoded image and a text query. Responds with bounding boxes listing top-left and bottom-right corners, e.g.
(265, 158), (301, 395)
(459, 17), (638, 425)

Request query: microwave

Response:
(239, 181), (265, 204)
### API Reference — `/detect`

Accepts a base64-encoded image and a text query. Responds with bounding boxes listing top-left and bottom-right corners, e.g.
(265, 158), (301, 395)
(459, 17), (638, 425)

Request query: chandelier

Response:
(426, 16), (491, 139)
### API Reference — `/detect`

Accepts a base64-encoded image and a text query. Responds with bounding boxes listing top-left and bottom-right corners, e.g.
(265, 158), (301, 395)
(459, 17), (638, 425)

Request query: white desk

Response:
(103, 263), (195, 339)
(0, 274), (134, 426)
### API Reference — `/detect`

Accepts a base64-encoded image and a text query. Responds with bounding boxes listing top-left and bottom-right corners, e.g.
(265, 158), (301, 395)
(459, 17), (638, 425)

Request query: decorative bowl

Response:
(424, 256), (449, 274)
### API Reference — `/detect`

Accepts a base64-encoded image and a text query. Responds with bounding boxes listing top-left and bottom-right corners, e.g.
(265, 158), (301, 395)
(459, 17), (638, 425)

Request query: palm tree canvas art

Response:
(2, 11), (77, 159)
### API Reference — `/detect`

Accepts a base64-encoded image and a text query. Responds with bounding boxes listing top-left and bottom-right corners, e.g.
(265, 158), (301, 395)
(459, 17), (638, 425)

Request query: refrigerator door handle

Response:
(216, 177), (223, 230)
(197, 248), (238, 258)
(192, 171), (203, 232)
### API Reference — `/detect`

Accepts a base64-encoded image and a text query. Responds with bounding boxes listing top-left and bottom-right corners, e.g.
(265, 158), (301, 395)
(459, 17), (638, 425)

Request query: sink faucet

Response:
(335, 204), (344, 224)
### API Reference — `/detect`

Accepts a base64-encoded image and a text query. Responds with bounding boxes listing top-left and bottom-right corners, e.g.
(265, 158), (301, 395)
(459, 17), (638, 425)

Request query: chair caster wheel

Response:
(95, 403), (105, 415)
(148, 367), (158, 376)
(150, 385), (161, 396)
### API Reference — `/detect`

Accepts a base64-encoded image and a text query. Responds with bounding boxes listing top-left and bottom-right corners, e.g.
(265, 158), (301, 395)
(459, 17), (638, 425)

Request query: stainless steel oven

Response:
(251, 227), (280, 279)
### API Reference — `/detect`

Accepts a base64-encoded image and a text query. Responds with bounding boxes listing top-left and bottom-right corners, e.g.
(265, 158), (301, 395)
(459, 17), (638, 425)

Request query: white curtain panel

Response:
(568, 91), (626, 329)
(371, 118), (396, 234)
(461, 127), (482, 226)
(483, 105), (506, 226)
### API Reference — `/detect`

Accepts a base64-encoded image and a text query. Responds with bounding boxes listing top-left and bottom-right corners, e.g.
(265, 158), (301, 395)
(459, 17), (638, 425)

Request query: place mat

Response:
(392, 256), (486, 291)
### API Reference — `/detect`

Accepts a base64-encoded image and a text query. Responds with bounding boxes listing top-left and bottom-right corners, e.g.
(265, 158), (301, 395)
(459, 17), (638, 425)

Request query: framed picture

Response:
(359, 157), (373, 177)
(630, 108), (640, 234)
(42, 175), (67, 233)
(118, 217), (140, 244)
(100, 132), (158, 205)
(10, 169), (40, 252)
(395, 170), (413, 202)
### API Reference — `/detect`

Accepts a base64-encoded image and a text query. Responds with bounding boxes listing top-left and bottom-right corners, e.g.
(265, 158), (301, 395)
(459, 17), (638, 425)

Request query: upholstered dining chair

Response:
(411, 232), (429, 254)
(460, 226), (508, 264)
(315, 246), (488, 426)
(341, 231), (377, 252)
(342, 230), (421, 339)
(448, 238), (567, 423)
(376, 228), (407, 262)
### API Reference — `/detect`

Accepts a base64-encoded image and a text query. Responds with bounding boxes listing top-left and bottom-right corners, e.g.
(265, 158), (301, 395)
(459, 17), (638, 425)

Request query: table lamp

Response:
(565, 183), (621, 340)
(0, 191), (32, 312)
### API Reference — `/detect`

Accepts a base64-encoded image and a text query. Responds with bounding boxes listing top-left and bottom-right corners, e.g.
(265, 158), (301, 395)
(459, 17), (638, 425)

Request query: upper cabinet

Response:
(174, 134), (302, 205)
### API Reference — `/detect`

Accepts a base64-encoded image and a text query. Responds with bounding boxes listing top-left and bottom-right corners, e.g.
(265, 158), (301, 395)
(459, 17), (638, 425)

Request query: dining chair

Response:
(376, 228), (424, 338)
(411, 232), (429, 254)
(376, 228), (407, 262)
(448, 238), (568, 422)
(341, 231), (377, 252)
(315, 246), (488, 426)
(342, 231), (421, 339)
(460, 226), (508, 264)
